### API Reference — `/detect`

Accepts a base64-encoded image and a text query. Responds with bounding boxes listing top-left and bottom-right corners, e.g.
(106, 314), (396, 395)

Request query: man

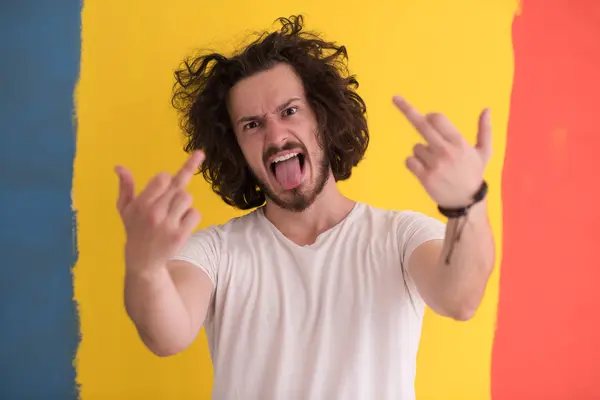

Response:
(115, 15), (495, 399)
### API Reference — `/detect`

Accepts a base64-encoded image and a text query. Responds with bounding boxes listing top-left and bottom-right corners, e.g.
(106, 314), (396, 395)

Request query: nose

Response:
(264, 118), (290, 147)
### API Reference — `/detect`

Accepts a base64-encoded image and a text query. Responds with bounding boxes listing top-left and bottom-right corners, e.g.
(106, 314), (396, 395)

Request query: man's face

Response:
(228, 63), (330, 211)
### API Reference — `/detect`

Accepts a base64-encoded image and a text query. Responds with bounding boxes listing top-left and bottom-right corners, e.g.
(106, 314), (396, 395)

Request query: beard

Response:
(256, 151), (330, 212)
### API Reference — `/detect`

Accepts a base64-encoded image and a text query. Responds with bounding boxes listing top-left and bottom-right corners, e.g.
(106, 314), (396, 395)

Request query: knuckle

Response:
(429, 158), (441, 170)
(146, 207), (163, 227)
(436, 146), (451, 160)
(420, 171), (433, 186)
(120, 208), (133, 223)
(426, 113), (444, 125)
(163, 222), (179, 236)
(193, 209), (202, 221)
(181, 192), (193, 205)
(170, 221), (192, 242)
(119, 213), (131, 229)
(153, 172), (172, 188)
(187, 208), (201, 223)
(173, 191), (192, 207)
(172, 174), (185, 187)
(124, 202), (141, 218)
(171, 229), (187, 243)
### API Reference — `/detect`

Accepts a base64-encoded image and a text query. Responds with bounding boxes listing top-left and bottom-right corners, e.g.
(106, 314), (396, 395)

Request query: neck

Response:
(263, 173), (356, 246)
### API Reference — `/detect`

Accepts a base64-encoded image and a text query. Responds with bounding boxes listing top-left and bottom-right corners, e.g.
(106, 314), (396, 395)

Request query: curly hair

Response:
(171, 15), (369, 210)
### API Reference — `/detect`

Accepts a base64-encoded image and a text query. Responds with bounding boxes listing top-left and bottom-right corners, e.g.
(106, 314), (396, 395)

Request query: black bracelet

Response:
(438, 181), (488, 218)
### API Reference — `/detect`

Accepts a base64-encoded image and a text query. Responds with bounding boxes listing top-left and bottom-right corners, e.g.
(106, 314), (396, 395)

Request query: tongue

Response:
(274, 157), (302, 190)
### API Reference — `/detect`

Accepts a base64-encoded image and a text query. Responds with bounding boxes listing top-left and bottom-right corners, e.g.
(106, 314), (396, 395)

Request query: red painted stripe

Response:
(492, 1), (600, 398)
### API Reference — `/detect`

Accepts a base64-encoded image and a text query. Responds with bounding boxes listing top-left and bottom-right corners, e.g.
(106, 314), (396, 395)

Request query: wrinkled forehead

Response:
(227, 63), (306, 119)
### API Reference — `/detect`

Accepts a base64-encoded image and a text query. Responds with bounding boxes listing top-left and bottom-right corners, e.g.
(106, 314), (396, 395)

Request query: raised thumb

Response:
(115, 166), (135, 213)
(476, 108), (493, 162)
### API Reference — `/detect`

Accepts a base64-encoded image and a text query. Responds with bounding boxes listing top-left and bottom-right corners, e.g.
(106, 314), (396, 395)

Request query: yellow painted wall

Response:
(73, 1), (516, 398)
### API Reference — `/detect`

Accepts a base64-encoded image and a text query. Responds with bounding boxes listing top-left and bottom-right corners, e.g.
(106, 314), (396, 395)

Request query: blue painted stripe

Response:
(0, 1), (81, 398)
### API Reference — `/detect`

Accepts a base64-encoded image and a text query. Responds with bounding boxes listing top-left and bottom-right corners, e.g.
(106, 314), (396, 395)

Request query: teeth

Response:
(272, 152), (299, 164)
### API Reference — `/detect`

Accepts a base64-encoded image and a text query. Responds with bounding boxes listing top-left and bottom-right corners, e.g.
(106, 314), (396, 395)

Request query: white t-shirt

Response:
(172, 202), (446, 400)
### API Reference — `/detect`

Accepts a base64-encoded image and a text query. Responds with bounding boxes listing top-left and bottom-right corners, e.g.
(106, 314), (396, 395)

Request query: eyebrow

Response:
(237, 97), (302, 124)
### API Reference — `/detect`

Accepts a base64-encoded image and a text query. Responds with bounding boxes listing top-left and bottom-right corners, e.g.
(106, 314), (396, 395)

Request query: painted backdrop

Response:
(1, 0), (599, 399)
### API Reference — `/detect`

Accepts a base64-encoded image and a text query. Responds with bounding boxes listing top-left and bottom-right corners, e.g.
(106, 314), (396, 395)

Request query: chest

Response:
(212, 231), (409, 334)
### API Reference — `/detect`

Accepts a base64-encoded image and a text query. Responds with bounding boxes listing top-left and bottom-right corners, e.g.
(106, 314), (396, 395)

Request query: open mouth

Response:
(268, 151), (306, 190)
(269, 152), (305, 175)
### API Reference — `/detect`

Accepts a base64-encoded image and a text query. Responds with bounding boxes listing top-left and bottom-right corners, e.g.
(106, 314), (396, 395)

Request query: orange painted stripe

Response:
(492, 1), (600, 398)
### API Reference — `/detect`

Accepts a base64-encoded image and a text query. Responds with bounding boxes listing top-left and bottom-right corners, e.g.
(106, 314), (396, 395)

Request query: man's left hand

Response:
(393, 96), (492, 209)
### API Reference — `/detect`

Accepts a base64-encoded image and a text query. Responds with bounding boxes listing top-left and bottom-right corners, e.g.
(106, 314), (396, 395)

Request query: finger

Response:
(136, 172), (172, 205)
(168, 191), (193, 222)
(476, 108), (493, 162)
(405, 156), (427, 180)
(172, 151), (205, 189)
(180, 208), (202, 235)
(393, 96), (446, 148)
(413, 143), (436, 169)
(156, 151), (204, 210)
(115, 166), (135, 214)
(425, 113), (463, 144)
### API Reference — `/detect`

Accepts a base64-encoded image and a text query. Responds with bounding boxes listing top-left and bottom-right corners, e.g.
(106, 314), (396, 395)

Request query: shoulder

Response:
(194, 208), (262, 233)
(186, 208), (264, 246)
(356, 203), (445, 252)
(393, 210), (446, 232)
(355, 202), (444, 230)
(173, 209), (264, 274)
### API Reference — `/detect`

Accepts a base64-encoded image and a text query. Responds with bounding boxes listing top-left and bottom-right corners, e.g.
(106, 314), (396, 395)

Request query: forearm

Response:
(124, 266), (193, 356)
(435, 199), (495, 318)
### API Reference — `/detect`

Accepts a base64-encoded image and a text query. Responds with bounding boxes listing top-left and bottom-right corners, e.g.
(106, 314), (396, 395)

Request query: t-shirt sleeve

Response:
(170, 225), (222, 287)
(396, 211), (446, 268)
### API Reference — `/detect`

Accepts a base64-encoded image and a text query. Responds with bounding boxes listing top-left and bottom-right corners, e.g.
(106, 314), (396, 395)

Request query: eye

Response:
(243, 121), (260, 131)
(282, 106), (298, 117)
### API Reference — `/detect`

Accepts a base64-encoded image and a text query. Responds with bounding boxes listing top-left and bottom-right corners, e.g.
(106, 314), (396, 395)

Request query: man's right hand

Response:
(115, 151), (205, 276)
